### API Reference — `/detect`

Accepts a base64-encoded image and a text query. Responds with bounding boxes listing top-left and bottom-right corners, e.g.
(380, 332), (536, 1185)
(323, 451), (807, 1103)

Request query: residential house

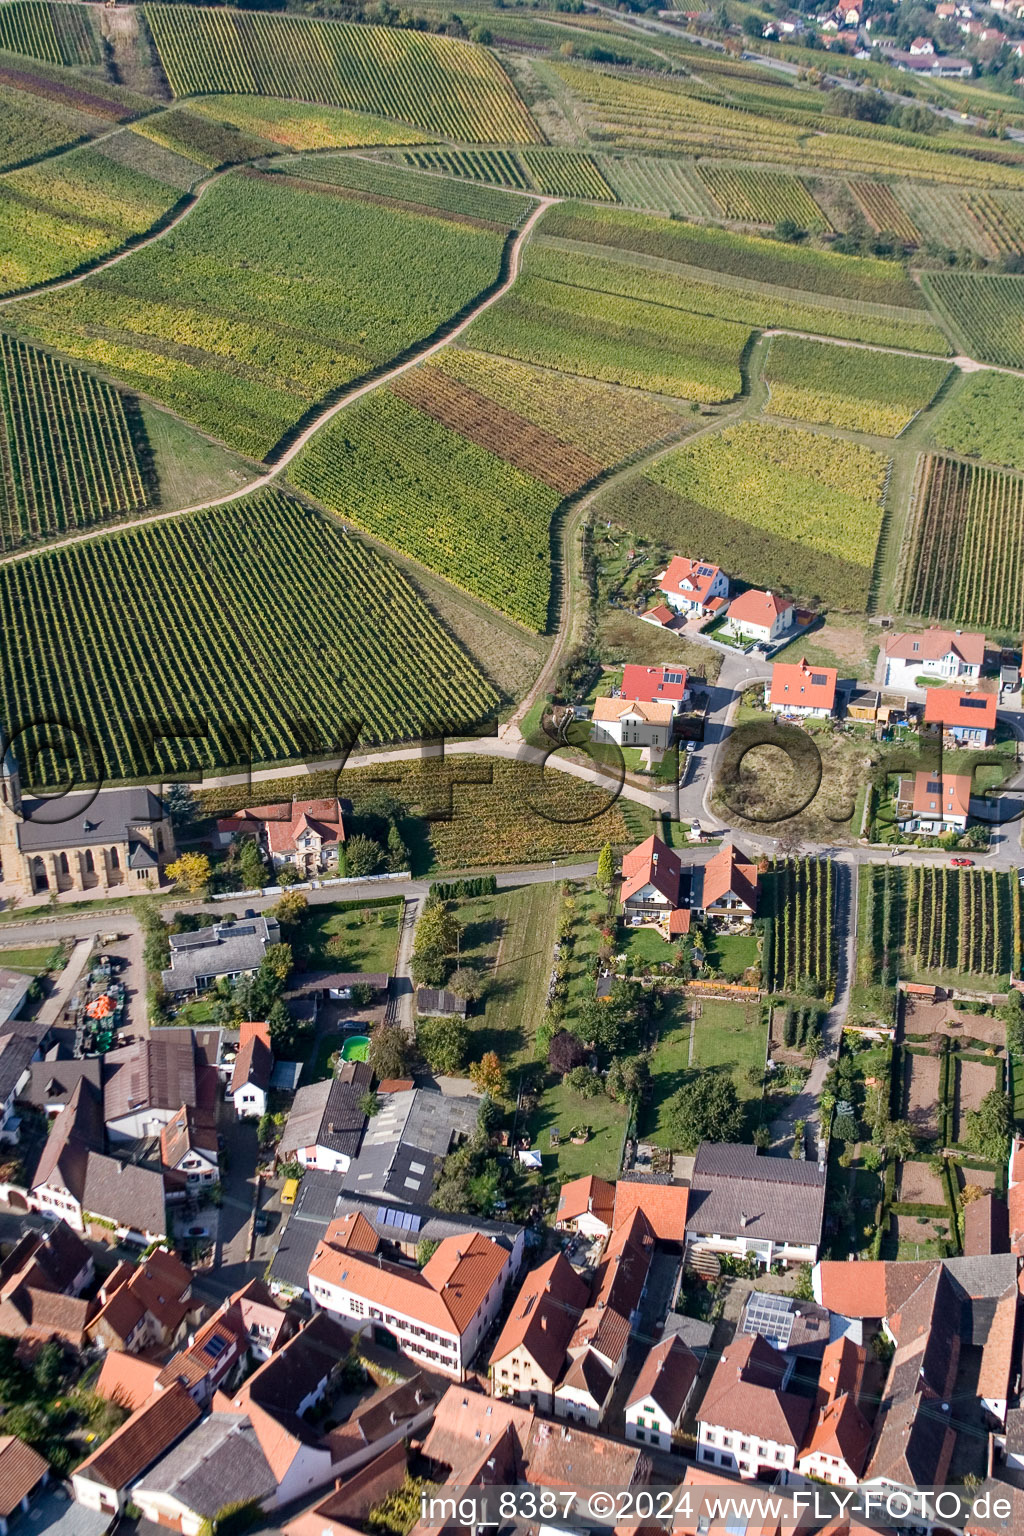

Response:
(612, 1178), (689, 1247)
(324, 1380), (438, 1482)
(724, 590), (795, 647)
(895, 770), (972, 836)
(155, 1294), (251, 1407)
(553, 1343), (617, 1427)
(30, 1078), (103, 1228)
(554, 1175), (615, 1238)
(0, 1033), (35, 1143)
(256, 799), (346, 877)
(309, 1229), (515, 1380)
(103, 1032), (202, 1143)
(620, 834), (689, 934)
(659, 557), (730, 619)
(80, 1155), (167, 1247)
(591, 697), (676, 754)
(22, 1055), (102, 1119)
(489, 1253), (588, 1413)
(697, 842), (760, 924)
(0, 1221), (94, 1351)
(226, 1306), (351, 1434)
(882, 628), (984, 687)
(797, 1336), (872, 1487)
(284, 1443), (409, 1536)
(624, 1334), (699, 1450)
(696, 1332), (811, 1479)
(95, 1351), (162, 1413)
(339, 1084), (484, 1204)
(280, 1064), (372, 1173)
(71, 1382), (201, 1517)
(686, 1143), (826, 1266)
(0, 1437), (49, 1534)
(160, 915), (281, 996)
(909, 34), (935, 50)
(130, 1412), (278, 1533)
(231, 1278), (296, 1362)
(767, 658), (838, 718)
(160, 1103), (219, 1191)
(924, 687), (997, 744)
(228, 1019), (273, 1121)
(86, 1249), (196, 1356)
(620, 665), (689, 708)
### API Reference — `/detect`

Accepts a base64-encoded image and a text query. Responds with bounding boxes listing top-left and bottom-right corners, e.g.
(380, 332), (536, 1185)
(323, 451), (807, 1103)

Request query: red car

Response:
(950, 857), (974, 867)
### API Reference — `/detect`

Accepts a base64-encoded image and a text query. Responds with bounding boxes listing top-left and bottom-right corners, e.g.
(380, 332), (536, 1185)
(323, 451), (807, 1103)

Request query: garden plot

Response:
(903, 1050), (942, 1141)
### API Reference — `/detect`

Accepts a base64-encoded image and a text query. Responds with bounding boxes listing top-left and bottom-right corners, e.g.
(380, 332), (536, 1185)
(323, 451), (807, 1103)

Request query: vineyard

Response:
(594, 155), (721, 218)
(270, 153), (531, 227)
(922, 271), (1024, 368)
(132, 106), (274, 170)
(9, 171), (509, 459)
(290, 387), (559, 630)
(902, 866), (1022, 981)
(644, 421), (889, 606)
(467, 244), (751, 402)
(898, 454), (1024, 635)
(694, 164), (827, 228)
(143, 6), (538, 143)
(848, 181), (919, 244)
(190, 96), (427, 152)
(764, 857), (837, 994)
(763, 336), (951, 436)
(401, 146), (615, 200)
(0, 335), (148, 550)
(0, 1), (96, 66)
(933, 373), (1024, 472)
(0, 490), (500, 790)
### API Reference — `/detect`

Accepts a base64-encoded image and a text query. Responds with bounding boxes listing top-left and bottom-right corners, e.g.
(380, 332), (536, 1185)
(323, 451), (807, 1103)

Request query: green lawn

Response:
(644, 994), (767, 1147)
(623, 924), (678, 967)
(301, 900), (401, 975)
(0, 944), (62, 975)
(455, 883), (563, 1065)
(704, 930), (760, 981)
(524, 1075), (629, 1181)
(564, 883), (609, 1017)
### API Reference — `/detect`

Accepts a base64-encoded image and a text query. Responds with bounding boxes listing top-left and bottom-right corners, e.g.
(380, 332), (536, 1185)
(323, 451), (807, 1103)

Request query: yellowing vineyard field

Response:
(763, 336), (951, 436)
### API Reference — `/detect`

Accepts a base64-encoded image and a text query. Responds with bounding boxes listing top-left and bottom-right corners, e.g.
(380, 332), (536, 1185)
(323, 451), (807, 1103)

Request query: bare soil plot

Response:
(897, 1160), (945, 1206)
(953, 1056), (999, 1143)
(957, 1164), (996, 1193)
(903, 1051), (941, 1141)
(903, 996), (1004, 1048)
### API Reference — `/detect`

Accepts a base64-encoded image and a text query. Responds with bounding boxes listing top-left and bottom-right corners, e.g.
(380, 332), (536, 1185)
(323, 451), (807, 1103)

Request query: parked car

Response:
(951, 856), (974, 867)
(254, 1212), (269, 1234)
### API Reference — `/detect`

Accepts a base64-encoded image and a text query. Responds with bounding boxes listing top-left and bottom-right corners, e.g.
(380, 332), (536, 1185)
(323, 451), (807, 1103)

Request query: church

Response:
(0, 740), (175, 897)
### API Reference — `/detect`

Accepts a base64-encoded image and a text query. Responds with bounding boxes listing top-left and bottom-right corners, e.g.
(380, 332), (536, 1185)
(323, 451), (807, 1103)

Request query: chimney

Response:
(739, 1212), (749, 1229)
(587, 1196), (593, 1213)
(415, 1389), (423, 1405)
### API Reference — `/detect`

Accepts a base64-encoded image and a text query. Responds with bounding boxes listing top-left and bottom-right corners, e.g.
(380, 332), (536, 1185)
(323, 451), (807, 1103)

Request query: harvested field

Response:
(897, 1159), (945, 1206)
(903, 1050), (941, 1140)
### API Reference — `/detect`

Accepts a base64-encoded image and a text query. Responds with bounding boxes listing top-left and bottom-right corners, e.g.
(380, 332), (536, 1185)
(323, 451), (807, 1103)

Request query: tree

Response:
(267, 997), (300, 1056)
(417, 1238), (440, 1266)
(565, 1066), (604, 1099)
(386, 822), (410, 874)
(163, 782), (198, 829)
(960, 1181), (986, 1209)
(964, 1088), (1011, 1162)
(667, 1074), (742, 1151)
(596, 842), (615, 889)
(368, 1022), (409, 1081)
(606, 1053), (651, 1106)
(411, 899), (461, 988)
(165, 852), (211, 893)
(239, 839), (266, 891)
(876, 1117), (917, 1161)
(1003, 989), (1024, 1055)
(271, 891), (308, 932)
(33, 1341), (63, 1395)
(833, 1111), (858, 1144)
(469, 1051), (507, 1103)
(548, 1029), (588, 1076)
(360, 1091), (381, 1118)
(346, 835), (383, 878)
(448, 966), (481, 1002)
(416, 1016), (468, 1076)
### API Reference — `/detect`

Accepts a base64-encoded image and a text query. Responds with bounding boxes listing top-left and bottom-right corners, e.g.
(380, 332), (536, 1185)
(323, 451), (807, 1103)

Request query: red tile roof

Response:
(907, 771), (972, 820)
(328, 1212), (380, 1255)
(620, 665), (688, 704)
(923, 689), (997, 730)
(884, 628), (985, 667)
(700, 842), (759, 913)
(230, 1033), (273, 1097)
(75, 1383), (200, 1492)
(661, 556), (724, 608)
(769, 657), (837, 711)
(699, 1333), (811, 1448)
(311, 1232), (510, 1337)
(95, 1350), (162, 1412)
(489, 1253), (587, 1381)
(817, 1335), (865, 1408)
(620, 835), (681, 907)
(641, 604), (675, 627)
(0, 1436), (47, 1517)
(726, 589), (793, 627)
(556, 1175), (615, 1229)
(253, 799), (345, 856)
(626, 1334), (698, 1421)
(801, 1393), (872, 1477)
(814, 1259), (936, 1319)
(612, 1179), (689, 1243)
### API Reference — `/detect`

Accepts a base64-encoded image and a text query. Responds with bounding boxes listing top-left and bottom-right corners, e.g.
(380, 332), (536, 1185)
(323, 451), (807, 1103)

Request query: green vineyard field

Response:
(765, 856), (837, 993)
(271, 153), (531, 227)
(695, 164), (827, 228)
(0, 490), (500, 789)
(922, 270), (1024, 368)
(763, 336), (951, 436)
(932, 372), (1024, 472)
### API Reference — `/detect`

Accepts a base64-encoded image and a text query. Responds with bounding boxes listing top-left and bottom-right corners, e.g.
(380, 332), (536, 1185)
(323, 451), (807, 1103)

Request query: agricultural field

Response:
(0, 490), (500, 789)
(269, 152), (532, 227)
(8, 171), (509, 459)
(922, 271), (1024, 368)
(898, 454), (1024, 635)
(764, 856), (837, 994)
(763, 337), (951, 436)
(595, 155), (721, 218)
(131, 107), (274, 170)
(190, 96), (429, 152)
(902, 865), (1022, 983)
(290, 386), (559, 630)
(143, 6), (538, 143)
(0, 1), (97, 66)
(619, 421), (890, 609)
(401, 145), (615, 200)
(402, 147), (530, 190)
(466, 244), (751, 401)
(695, 164), (827, 228)
(848, 181), (919, 244)
(932, 373), (1024, 472)
(0, 79), (107, 171)
(0, 334), (149, 550)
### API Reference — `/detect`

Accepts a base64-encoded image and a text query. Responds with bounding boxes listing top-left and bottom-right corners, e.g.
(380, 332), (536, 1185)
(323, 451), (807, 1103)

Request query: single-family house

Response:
(591, 696), (676, 753)
(882, 628), (984, 688)
(95, 1351), (162, 1413)
(696, 1332), (811, 1479)
(895, 771), (972, 835)
(228, 1019), (273, 1121)
(767, 657), (838, 718)
(0, 1437), (49, 1534)
(87, 1249), (196, 1356)
(489, 1252), (588, 1413)
(0, 1222), (95, 1352)
(250, 798), (346, 877)
(231, 1278), (297, 1362)
(658, 556), (730, 619)
(624, 1334), (699, 1450)
(553, 1341), (617, 1427)
(160, 1103), (219, 1191)
(620, 834), (689, 933)
(156, 1296), (251, 1407)
(697, 842), (760, 923)
(131, 1412), (279, 1533)
(309, 1229), (514, 1380)
(923, 688), (997, 745)
(724, 590), (795, 647)
(71, 1382), (201, 1517)
(323, 1380), (438, 1483)
(279, 1063), (371, 1173)
(161, 915), (281, 996)
(612, 1178), (689, 1247)
(797, 1336), (872, 1487)
(555, 1174), (615, 1237)
(686, 1142), (826, 1266)
(103, 1032), (202, 1143)
(620, 664), (689, 708)
(909, 34), (935, 50)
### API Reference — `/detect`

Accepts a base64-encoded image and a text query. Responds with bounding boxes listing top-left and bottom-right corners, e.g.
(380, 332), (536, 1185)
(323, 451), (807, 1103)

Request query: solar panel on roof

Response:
(742, 1291), (795, 1349)
(927, 780), (943, 794)
(960, 696), (988, 708)
(408, 1214), (422, 1232)
(811, 672), (828, 686)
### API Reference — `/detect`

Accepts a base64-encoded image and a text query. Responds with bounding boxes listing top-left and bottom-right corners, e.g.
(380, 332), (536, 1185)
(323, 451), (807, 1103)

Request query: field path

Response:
(0, 195), (556, 565)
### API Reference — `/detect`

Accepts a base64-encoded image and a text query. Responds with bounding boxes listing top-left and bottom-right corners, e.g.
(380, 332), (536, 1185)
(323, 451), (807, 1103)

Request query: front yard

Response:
(300, 899), (402, 974)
